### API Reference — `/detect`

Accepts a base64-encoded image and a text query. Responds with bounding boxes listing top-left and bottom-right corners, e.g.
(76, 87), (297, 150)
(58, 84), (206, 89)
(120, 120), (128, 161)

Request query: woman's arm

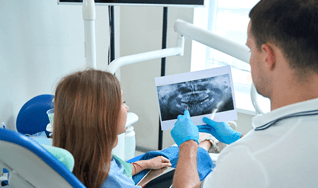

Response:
(131, 160), (148, 176)
(131, 156), (171, 176)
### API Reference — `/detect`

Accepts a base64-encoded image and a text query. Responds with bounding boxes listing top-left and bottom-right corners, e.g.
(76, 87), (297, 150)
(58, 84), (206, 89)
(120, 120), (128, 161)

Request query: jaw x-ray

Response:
(155, 65), (237, 130)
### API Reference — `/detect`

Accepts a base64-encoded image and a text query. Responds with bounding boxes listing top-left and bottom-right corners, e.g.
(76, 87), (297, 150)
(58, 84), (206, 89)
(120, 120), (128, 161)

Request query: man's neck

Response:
(270, 74), (318, 110)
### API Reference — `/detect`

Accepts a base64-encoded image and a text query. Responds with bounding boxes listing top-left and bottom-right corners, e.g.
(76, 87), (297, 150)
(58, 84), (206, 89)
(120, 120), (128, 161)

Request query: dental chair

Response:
(0, 128), (173, 188)
(0, 128), (85, 188)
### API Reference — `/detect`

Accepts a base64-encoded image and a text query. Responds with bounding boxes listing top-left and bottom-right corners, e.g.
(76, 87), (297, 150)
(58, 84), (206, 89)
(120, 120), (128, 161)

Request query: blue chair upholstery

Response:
(0, 129), (86, 188)
(16, 94), (54, 136)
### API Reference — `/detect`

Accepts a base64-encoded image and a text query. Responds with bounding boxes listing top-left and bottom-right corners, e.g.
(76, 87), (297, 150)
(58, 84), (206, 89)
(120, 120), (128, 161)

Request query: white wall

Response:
(235, 113), (253, 134)
(0, 0), (109, 130)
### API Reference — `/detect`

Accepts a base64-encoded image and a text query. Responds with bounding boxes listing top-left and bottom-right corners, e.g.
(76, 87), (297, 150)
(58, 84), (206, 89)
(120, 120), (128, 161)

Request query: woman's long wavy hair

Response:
(53, 69), (121, 188)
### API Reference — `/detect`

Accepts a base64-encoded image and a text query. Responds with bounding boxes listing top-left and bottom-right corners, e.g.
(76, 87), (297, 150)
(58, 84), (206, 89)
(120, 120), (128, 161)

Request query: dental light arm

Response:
(82, 0), (96, 68)
(107, 34), (184, 74)
(174, 19), (250, 63)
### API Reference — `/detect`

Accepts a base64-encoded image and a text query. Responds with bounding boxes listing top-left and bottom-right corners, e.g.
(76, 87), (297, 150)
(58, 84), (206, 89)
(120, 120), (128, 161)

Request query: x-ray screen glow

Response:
(155, 65), (237, 130)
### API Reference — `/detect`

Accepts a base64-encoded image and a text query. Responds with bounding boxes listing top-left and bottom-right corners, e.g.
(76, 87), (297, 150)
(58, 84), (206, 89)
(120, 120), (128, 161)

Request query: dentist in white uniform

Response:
(170, 0), (318, 187)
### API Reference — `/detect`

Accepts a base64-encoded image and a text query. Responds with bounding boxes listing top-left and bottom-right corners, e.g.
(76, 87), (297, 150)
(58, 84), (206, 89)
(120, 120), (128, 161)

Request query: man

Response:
(171, 0), (318, 187)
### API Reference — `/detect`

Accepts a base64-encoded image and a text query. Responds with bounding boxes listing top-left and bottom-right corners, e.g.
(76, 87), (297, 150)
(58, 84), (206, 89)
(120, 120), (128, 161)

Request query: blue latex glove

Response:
(171, 110), (199, 146)
(197, 117), (242, 145)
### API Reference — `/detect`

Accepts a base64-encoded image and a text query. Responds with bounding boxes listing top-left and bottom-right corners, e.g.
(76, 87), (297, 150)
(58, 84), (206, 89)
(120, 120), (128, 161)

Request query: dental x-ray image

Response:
(157, 74), (234, 121)
(155, 65), (237, 130)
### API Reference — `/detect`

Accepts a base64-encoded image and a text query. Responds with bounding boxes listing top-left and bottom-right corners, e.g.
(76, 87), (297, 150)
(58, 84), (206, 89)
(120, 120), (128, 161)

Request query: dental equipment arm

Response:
(106, 42), (184, 74)
(82, 0), (96, 68)
(174, 20), (250, 63)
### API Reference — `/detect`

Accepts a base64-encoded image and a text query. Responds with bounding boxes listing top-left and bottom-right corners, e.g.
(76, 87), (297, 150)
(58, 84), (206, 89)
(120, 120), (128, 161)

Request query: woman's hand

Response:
(131, 156), (172, 176)
(146, 156), (172, 170)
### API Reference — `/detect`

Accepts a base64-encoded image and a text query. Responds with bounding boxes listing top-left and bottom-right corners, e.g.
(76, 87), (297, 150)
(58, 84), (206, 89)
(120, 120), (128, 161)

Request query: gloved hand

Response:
(171, 110), (199, 146)
(197, 117), (242, 145)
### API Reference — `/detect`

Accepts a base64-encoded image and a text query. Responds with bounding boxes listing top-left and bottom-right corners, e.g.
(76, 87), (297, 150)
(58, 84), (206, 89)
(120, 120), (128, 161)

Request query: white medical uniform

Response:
(202, 98), (318, 188)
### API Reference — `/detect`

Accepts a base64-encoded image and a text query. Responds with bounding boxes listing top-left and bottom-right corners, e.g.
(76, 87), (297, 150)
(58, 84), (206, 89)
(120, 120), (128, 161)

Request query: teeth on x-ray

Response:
(157, 74), (234, 121)
(180, 92), (209, 103)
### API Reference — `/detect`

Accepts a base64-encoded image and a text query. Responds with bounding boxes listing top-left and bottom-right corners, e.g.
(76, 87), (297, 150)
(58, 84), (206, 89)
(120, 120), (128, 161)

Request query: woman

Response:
(53, 69), (171, 188)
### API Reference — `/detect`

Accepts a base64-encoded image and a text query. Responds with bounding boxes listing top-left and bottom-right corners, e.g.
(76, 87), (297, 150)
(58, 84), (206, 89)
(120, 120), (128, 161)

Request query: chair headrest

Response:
(16, 94), (54, 135)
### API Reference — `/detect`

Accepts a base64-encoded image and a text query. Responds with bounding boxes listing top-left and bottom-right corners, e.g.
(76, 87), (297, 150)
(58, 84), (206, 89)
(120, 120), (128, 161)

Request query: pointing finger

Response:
(184, 110), (190, 118)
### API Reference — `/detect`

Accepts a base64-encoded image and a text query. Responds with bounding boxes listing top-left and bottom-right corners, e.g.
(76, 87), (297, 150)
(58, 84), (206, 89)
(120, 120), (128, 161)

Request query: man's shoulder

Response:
(218, 131), (260, 156)
(217, 142), (253, 162)
(202, 143), (266, 188)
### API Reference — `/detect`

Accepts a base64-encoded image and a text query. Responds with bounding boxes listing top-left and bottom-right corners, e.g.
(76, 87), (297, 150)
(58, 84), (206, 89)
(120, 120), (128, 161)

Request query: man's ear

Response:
(262, 44), (275, 70)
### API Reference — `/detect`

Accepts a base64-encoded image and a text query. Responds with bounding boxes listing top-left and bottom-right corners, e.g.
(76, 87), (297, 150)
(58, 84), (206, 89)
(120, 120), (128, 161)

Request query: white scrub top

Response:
(101, 157), (141, 188)
(202, 97), (318, 188)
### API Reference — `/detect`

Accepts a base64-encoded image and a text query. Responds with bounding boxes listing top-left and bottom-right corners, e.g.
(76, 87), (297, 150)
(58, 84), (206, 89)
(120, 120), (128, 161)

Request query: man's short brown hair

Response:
(249, 0), (318, 77)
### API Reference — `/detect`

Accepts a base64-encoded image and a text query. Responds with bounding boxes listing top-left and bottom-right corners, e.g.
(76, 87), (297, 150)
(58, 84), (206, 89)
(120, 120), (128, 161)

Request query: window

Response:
(192, 0), (270, 115)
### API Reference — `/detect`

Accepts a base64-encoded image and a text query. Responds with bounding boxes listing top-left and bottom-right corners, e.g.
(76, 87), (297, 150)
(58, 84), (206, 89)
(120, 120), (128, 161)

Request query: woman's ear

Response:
(262, 44), (276, 70)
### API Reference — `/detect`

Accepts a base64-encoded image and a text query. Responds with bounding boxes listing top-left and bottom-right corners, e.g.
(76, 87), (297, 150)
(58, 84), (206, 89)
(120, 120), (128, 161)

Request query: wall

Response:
(0, 0), (109, 130)
(235, 113), (253, 134)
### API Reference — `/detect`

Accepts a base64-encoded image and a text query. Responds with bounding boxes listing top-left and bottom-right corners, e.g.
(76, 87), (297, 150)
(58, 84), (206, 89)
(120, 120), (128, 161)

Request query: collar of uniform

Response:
(252, 97), (318, 130)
